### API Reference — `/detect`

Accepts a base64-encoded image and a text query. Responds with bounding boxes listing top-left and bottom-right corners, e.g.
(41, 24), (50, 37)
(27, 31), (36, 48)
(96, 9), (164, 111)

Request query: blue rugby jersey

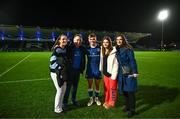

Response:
(86, 45), (101, 77)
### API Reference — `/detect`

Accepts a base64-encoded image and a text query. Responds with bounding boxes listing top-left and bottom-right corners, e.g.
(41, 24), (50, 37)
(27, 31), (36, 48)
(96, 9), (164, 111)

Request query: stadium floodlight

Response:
(1, 30), (5, 40)
(18, 25), (24, 41)
(1, 35), (5, 40)
(51, 31), (56, 42)
(158, 10), (168, 21)
(36, 26), (41, 41)
(158, 9), (169, 50)
(66, 31), (73, 43)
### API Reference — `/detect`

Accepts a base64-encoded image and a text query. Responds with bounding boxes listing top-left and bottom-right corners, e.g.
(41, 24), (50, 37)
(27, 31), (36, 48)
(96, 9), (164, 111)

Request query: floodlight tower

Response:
(158, 9), (169, 50)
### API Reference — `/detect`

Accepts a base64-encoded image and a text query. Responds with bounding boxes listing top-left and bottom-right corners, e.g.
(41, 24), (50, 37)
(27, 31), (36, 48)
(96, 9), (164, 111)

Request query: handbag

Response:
(116, 50), (132, 75)
(121, 65), (132, 75)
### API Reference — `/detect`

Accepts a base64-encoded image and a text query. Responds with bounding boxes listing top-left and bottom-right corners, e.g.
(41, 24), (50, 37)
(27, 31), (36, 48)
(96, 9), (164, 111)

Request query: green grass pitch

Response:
(0, 51), (180, 118)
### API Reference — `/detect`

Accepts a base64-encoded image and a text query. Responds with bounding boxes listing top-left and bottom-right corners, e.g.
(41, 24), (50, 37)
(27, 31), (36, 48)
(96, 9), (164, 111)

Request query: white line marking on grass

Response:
(0, 53), (32, 77)
(137, 57), (155, 59)
(136, 104), (149, 112)
(0, 78), (50, 84)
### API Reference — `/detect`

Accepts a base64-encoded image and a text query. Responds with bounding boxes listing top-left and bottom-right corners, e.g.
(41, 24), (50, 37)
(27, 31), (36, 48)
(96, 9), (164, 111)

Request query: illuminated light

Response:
(0, 30), (5, 40)
(157, 9), (169, 50)
(36, 26), (41, 41)
(158, 10), (168, 21)
(18, 25), (24, 41)
(51, 31), (56, 42)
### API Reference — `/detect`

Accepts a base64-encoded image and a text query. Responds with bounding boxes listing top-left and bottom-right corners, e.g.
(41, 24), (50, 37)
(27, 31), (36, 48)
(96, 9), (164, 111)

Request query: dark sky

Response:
(0, 0), (180, 43)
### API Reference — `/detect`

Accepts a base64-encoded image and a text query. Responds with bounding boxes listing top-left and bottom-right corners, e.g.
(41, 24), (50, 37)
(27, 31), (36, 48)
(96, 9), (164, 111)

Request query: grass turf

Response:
(0, 51), (180, 118)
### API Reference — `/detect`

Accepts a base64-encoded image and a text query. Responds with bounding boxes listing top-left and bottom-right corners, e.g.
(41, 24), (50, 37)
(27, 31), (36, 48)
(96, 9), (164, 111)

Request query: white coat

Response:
(99, 47), (119, 80)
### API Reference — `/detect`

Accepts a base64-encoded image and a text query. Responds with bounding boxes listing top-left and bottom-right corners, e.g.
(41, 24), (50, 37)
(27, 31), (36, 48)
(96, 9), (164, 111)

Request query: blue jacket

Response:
(68, 44), (86, 74)
(116, 47), (138, 93)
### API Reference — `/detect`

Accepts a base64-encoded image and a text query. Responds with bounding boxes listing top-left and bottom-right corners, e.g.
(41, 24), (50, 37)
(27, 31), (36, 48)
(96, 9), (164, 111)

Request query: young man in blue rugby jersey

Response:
(86, 33), (102, 106)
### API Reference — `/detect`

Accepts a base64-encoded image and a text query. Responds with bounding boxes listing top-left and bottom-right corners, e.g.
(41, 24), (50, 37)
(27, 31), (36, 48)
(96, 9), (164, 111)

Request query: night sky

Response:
(0, 0), (179, 43)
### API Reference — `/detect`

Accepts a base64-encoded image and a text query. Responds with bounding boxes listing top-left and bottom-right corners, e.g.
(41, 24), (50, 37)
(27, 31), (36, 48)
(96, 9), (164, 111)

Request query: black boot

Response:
(128, 92), (136, 118)
(123, 107), (129, 112)
(123, 92), (130, 112)
(127, 110), (135, 118)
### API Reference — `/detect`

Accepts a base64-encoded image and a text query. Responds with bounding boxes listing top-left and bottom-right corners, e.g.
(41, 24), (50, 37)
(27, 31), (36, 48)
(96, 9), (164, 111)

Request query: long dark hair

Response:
(116, 34), (133, 49)
(101, 36), (113, 57)
(51, 34), (67, 51)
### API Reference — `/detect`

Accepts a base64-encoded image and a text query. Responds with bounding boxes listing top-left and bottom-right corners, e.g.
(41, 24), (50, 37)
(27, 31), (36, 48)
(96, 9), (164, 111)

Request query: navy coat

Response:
(116, 47), (138, 93)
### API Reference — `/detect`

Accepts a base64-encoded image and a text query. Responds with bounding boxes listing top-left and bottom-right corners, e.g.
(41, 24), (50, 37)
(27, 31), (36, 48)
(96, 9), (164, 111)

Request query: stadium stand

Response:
(0, 25), (152, 51)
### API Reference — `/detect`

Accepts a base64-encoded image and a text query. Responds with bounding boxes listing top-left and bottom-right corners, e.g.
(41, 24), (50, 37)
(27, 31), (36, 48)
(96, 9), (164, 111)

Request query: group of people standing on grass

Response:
(49, 33), (138, 118)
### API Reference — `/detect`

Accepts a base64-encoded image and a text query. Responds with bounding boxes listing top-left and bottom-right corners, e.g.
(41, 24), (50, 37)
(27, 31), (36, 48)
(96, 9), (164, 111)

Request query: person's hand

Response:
(133, 73), (138, 78)
(58, 66), (62, 70)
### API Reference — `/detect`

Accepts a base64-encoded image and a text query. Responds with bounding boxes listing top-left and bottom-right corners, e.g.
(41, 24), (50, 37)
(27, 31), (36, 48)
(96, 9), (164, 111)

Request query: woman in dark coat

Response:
(115, 34), (138, 118)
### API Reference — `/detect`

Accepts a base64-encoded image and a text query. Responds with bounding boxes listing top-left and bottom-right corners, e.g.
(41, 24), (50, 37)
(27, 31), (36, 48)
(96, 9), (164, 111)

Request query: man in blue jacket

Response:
(63, 34), (86, 110)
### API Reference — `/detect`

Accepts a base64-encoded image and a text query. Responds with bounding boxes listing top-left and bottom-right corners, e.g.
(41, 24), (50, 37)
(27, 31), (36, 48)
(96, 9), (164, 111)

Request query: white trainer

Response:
(87, 97), (94, 106)
(54, 108), (63, 113)
(95, 97), (101, 106)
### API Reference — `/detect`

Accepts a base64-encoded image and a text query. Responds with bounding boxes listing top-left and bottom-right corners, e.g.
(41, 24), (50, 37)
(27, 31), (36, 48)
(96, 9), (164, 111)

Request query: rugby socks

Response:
(95, 89), (100, 97)
(88, 88), (93, 97)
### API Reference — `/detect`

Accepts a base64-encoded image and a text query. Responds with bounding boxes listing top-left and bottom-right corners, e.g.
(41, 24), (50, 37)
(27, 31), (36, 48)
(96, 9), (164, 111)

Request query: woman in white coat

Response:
(99, 36), (119, 109)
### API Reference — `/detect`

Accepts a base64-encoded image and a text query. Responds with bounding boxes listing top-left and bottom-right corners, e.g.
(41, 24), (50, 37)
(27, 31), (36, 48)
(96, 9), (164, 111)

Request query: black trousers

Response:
(123, 91), (136, 112)
(64, 69), (80, 104)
